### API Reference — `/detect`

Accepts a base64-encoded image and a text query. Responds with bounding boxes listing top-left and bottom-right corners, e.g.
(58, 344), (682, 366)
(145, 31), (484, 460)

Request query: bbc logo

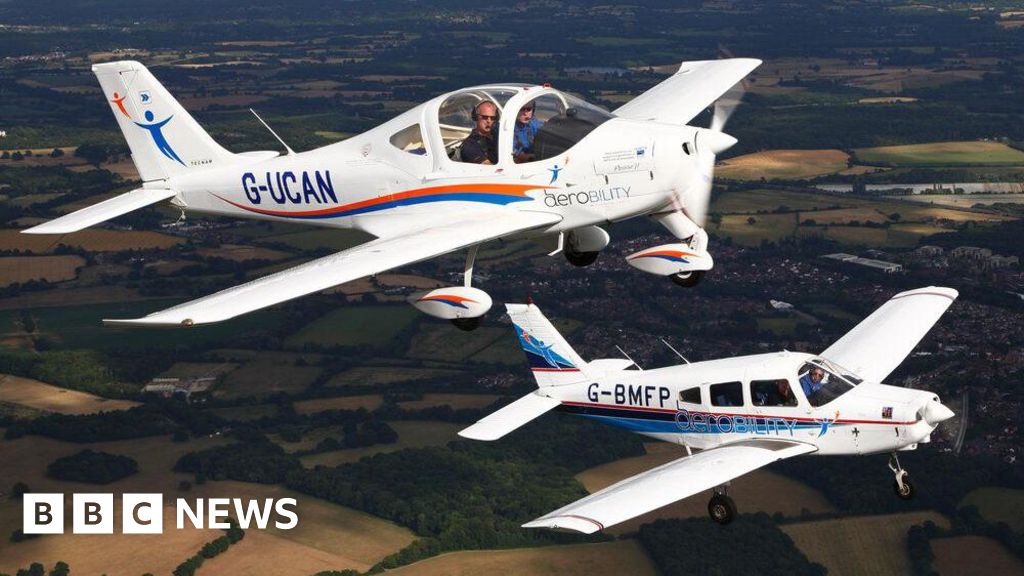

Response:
(23, 494), (163, 534)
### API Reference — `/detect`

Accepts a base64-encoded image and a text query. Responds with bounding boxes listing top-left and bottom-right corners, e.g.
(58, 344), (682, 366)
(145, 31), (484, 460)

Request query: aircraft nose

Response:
(919, 398), (955, 426)
(699, 129), (738, 155)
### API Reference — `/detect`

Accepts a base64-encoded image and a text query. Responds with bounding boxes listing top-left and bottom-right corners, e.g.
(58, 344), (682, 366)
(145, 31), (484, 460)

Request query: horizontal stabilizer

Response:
(458, 392), (561, 441)
(22, 188), (176, 235)
(821, 286), (958, 383)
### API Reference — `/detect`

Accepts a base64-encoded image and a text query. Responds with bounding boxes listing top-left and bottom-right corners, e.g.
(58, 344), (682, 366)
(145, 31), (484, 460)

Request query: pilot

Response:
(800, 367), (826, 400)
(513, 101), (542, 163)
(461, 101), (499, 165)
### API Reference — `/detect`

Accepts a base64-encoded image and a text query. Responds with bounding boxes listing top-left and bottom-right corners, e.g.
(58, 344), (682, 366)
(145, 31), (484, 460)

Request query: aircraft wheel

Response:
(450, 317), (482, 332)
(708, 493), (737, 525)
(671, 270), (705, 288)
(893, 475), (915, 500)
(565, 248), (599, 267)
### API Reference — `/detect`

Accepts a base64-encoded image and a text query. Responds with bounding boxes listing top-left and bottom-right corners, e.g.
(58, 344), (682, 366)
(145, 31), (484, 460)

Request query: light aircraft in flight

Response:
(459, 286), (959, 530)
(24, 59), (758, 330)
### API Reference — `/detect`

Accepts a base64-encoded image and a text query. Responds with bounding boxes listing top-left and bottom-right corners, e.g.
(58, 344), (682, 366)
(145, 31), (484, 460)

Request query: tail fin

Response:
(92, 61), (236, 182)
(506, 302), (589, 387)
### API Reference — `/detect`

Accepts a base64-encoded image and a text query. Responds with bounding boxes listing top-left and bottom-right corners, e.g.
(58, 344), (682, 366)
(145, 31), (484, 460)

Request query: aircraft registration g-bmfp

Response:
(459, 287), (959, 530)
(24, 59), (759, 329)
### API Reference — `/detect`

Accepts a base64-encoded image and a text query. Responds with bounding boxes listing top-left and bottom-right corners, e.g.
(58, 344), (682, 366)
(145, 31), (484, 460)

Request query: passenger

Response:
(776, 379), (796, 406)
(513, 101), (542, 163)
(460, 101), (499, 164)
(800, 367), (826, 400)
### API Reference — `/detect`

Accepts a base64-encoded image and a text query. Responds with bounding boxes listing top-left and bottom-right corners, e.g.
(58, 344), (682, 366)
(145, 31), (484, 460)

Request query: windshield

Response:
(511, 90), (612, 163)
(798, 358), (859, 407)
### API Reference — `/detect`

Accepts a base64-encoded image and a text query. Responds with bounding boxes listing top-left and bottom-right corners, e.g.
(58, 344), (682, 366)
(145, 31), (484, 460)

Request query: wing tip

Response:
(103, 317), (196, 328)
(892, 286), (959, 301)
(457, 427), (502, 442)
(522, 516), (603, 534)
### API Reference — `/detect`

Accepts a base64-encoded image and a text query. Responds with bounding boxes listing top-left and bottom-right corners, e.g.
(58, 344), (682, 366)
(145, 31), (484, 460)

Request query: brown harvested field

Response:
(0, 255), (85, 286)
(717, 149), (850, 181)
(0, 374), (139, 414)
(218, 361), (323, 399)
(576, 443), (836, 535)
(387, 539), (658, 576)
(0, 229), (182, 252)
(197, 244), (292, 261)
(293, 394), (384, 415)
(397, 393), (499, 411)
(300, 420), (462, 468)
(960, 487), (1024, 532)
(0, 431), (413, 576)
(782, 511), (950, 576)
(931, 535), (1024, 576)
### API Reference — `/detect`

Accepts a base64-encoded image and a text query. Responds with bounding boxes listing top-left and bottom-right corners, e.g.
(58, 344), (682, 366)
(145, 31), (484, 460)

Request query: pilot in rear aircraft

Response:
(800, 366), (827, 400)
(461, 101), (499, 164)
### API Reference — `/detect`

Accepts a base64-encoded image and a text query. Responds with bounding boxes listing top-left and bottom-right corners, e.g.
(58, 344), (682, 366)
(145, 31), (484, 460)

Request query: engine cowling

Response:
(408, 286), (493, 321)
(625, 243), (714, 276)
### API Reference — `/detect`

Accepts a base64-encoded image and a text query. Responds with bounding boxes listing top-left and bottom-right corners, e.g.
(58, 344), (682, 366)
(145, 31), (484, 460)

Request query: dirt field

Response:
(0, 374), (139, 414)
(0, 255), (85, 286)
(718, 149), (851, 181)
(931, 535), (1024, 576)
(397, 393), (499, 411)
(960, 487), (1024, 532)
(386, 539), (658, 576)
(293, 394), (384, 415)
(0, 229), (182, 252)
(781, 511), (950, 576)
(575, 443), (836, 534)
(299, 420), (462, 468)
(854, 141), (1024, 167)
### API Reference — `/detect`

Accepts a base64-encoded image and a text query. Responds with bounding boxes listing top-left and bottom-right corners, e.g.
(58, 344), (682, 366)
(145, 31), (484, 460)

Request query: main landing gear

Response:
(707, 485), (737, 525)
(889, 453), (915, 500)
(670, 270), (705, 288)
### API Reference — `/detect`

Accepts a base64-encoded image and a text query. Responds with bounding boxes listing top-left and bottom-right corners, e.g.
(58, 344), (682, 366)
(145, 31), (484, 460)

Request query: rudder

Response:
(92, 60), (236, 182)
(506, 302), (588, 387)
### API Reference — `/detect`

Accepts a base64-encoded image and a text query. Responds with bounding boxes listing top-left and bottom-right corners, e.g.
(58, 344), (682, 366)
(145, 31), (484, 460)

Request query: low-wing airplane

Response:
(23, 59), (759, 329)
(459, 287), (959, 530)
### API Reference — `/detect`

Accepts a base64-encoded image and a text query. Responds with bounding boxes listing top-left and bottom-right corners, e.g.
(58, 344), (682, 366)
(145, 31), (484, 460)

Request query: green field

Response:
(325, 366), (462, 387)
(711, 189), (855, 214)
(285, 305), (419, 348)
(218, 360), (323, 398)
(299, 420), (462, 467)
(961, 487), (1024, 532)
(406, 324), (507, 362)
(853, 141), (1024, 167)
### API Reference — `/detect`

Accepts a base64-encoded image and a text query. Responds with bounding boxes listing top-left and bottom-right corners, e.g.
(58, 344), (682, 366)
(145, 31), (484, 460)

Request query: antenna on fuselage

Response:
(615, 345), (644, 371)
(660, 337), (690, 364)
(249, 108), (296, 156)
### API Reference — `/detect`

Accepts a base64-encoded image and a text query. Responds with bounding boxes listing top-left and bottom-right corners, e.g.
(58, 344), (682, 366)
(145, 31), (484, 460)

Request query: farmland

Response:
(718, 149), (852, 181)
(298, 420), (462, 467)
(0, 373), (139, 414)
(931, 535), (1024, 576)
(0, 255), (85, 286)
(781, 511), (950, 576)
(853, 141), (1024, 167)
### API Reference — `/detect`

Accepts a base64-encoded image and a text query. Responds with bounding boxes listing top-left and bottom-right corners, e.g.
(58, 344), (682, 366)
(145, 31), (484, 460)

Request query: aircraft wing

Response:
(523, 439), (816, 533)
(613, 58), (761, 125)
(104, 210), (561, 326)
(820, 286), (958, 383)
(22, 188), (177, 235)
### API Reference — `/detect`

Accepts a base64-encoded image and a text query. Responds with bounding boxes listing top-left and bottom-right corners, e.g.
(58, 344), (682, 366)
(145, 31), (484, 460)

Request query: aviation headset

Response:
(471, 101), (499, 122)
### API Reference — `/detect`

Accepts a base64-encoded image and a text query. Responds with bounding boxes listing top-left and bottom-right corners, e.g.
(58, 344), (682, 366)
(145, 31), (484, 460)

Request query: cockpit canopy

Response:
(797, 357), (862, 407)
(434, 85), (613, 165)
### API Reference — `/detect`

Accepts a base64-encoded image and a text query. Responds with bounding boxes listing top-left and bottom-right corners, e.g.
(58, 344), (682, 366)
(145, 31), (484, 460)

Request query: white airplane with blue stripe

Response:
(23, 59), (758, 329)
(460, 287), (959, 531)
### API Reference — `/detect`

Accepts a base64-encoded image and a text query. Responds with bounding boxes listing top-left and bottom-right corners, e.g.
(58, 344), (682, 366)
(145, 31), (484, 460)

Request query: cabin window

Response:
(710, 381), (743, 407)
(514, 91), (613, 163)
(751, 379), (797, 407)
(389, 124), (427, 155)
(437, 88), (518, 163)
(678, 387), (701, 404)
(797, 360), (856, 407)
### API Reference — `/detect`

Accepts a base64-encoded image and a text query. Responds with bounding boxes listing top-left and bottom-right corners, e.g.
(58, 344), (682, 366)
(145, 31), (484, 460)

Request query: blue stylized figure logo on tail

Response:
(135, 110), (185, 166)
(515, 324), (575, 370)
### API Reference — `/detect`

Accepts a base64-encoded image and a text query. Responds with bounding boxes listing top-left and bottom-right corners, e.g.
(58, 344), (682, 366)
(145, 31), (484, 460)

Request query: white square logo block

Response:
(73, 493), (114, 534)
(23, 493), (64, 534)
(123, 493), (164, 534)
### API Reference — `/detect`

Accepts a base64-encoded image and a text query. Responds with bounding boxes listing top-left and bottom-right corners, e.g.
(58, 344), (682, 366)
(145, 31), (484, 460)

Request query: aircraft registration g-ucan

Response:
(459, 287), (959, 530)
(23, 59), (759, 329)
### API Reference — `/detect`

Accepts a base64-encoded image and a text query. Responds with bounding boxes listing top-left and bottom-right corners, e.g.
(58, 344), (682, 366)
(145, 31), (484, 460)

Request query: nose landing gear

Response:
(889, 453), (914, 500)
(707, 485), (737, 525)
